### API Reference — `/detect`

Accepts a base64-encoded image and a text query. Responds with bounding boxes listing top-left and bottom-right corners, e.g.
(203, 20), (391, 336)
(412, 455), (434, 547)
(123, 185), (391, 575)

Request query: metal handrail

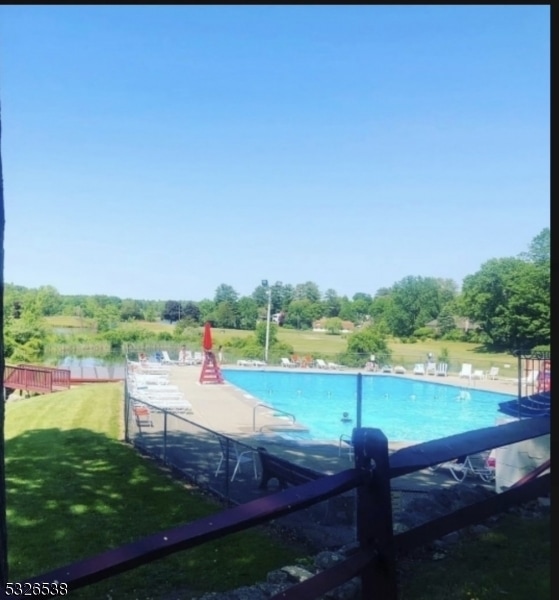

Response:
(252, 402), (296, 432)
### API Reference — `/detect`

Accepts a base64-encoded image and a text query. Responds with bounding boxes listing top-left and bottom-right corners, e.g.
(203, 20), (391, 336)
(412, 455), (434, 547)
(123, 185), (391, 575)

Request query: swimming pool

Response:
(222, 370), (515, 443)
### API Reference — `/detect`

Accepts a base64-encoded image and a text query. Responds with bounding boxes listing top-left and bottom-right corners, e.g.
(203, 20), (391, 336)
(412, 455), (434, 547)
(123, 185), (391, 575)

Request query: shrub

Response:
(412, 327), (434, 340)
(438, 347), (450, 365)
(531, 344), (550, 353)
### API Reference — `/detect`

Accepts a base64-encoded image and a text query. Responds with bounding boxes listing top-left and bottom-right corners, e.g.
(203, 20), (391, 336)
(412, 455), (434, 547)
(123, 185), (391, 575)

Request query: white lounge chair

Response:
(459, 363), (472, 379)
(413, 363), (425, 375)
(133, 395), (193, 414)
(161, 350), (180, 365)
(328, 361), (344, 370)
(315, 359), (328, 369)
(472, 369), (485, 380)
(435, 363), (448, 377)
(281, 357), (296, 368)
(193, 352), (204, 364)
(393, 365), (407, 374)
(425, 362), (436, 375)
(251, 359), (267, 367)
(488, 366), (499, 380)
(131, 373), (169, 385)
(129, 361), (171, 374)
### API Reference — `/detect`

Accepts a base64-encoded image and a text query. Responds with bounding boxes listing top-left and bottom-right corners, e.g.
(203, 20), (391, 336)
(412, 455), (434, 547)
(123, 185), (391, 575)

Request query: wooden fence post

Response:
(353, 427), (398, 600)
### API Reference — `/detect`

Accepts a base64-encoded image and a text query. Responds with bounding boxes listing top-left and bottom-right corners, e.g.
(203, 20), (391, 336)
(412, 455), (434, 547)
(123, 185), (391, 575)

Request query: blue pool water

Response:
(222, 370), (515, 443)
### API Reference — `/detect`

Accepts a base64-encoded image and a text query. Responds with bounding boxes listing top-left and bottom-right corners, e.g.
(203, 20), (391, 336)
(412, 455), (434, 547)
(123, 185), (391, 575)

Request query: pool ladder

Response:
(252, 403), (296, 432)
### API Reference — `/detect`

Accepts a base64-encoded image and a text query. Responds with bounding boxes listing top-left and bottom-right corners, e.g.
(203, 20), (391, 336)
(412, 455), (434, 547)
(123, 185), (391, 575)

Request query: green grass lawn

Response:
(5, 384), (303, 599)
(44, 315), (96, 329)
(399, 513), (550, 600)
(5, 384), (547, 598)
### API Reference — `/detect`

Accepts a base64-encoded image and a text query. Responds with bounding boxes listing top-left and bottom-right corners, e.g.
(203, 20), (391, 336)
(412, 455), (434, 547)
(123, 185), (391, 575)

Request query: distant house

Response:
(312, 319), (355, 333)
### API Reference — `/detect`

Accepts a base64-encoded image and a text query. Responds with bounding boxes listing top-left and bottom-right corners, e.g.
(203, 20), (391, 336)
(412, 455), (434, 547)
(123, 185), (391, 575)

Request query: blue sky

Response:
(0, 6), (549, 301)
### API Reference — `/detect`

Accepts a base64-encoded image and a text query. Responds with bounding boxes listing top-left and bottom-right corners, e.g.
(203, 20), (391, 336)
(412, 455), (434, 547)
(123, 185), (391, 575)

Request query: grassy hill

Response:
(5, 384), (303, 599)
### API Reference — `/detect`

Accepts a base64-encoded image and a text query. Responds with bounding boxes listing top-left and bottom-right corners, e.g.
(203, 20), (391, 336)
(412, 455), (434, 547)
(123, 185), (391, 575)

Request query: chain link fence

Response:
(123, 345), (518, 380)
(124, 380), (433, 550)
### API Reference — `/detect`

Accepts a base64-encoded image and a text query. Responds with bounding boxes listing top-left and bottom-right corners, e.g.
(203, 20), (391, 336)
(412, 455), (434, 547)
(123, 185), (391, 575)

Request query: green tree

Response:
(182, 301), (201, 324)
(197, 299), (216, 324)
(369, 295), (392, 327)
(293, 281), (321, 304)
(255, 321), (278, 347)
(461, 257), (550, 349)
(323, 289), (341, 318)
(437, 304), (457, 337)
(236, 297), (258, 330)
(338, 297), (357, 323)
(386, 276), (455, 337)
(285, 299), (322, 329)
(214, 283), (239, 305)
(519, 227), (550, 264)
(162, 300), (182, 323)
(35, 285), (63, 316)
(340, 325), (392, 367)
(120, 299), (144, 321)
(214, 301), (238, 329)
(324, 317), (343, 334)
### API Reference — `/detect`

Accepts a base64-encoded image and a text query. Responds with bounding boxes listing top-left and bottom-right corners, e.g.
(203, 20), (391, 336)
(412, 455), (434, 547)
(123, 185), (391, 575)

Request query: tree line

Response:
(3, 228), (550, 354)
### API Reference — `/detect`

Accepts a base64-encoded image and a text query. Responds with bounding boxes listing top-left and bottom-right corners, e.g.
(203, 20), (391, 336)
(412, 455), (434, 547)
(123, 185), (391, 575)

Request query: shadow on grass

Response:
(469, 344), (517, 355)
(6, 426), (300, 599)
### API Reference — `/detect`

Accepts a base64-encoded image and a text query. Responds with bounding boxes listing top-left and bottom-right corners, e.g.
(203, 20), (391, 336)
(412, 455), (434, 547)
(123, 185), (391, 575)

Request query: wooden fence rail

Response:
(19, 416), (550, 598)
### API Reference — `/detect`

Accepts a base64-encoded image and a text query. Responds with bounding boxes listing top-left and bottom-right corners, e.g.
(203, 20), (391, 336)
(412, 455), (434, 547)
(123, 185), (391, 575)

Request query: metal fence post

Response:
(224, 438), (230, 504)
(123, 367), (130, 443)
(356, 372), (363, 429)
(163, 411), (167, 464)
(353, 427), (397, 600)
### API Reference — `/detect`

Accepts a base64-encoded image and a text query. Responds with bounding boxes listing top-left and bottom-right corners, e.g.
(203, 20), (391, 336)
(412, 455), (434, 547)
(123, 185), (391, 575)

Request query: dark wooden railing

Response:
(19, 416), (550, 598)
(4, 365), (71, 394)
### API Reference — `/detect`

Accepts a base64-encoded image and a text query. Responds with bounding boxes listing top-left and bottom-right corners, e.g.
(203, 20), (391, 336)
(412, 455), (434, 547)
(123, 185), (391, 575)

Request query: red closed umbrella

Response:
(202, 322), (213, 351)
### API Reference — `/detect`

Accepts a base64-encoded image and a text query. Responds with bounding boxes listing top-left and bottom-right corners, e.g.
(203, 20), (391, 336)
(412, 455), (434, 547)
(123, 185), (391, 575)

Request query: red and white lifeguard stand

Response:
(199, 322), (224, 385)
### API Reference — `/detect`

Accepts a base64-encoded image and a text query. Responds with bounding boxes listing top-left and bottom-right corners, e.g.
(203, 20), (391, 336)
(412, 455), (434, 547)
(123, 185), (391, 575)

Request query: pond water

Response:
(55, 356), (126, 379)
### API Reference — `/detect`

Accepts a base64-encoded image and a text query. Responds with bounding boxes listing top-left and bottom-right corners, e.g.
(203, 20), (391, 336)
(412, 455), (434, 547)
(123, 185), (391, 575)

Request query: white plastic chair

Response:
(426, 362), (436, 375)
(214, 437), (257, 482)
(161, 350), (179, 365)
(413, 363), (425, 375)
(435, 363), (448, 376)
(488, 367), (499, 380)
(459, 363), (472, 379)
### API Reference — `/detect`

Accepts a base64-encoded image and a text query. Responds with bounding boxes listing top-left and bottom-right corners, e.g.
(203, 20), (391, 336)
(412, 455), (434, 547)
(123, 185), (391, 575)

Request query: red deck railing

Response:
(4, 364), (71, 394)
